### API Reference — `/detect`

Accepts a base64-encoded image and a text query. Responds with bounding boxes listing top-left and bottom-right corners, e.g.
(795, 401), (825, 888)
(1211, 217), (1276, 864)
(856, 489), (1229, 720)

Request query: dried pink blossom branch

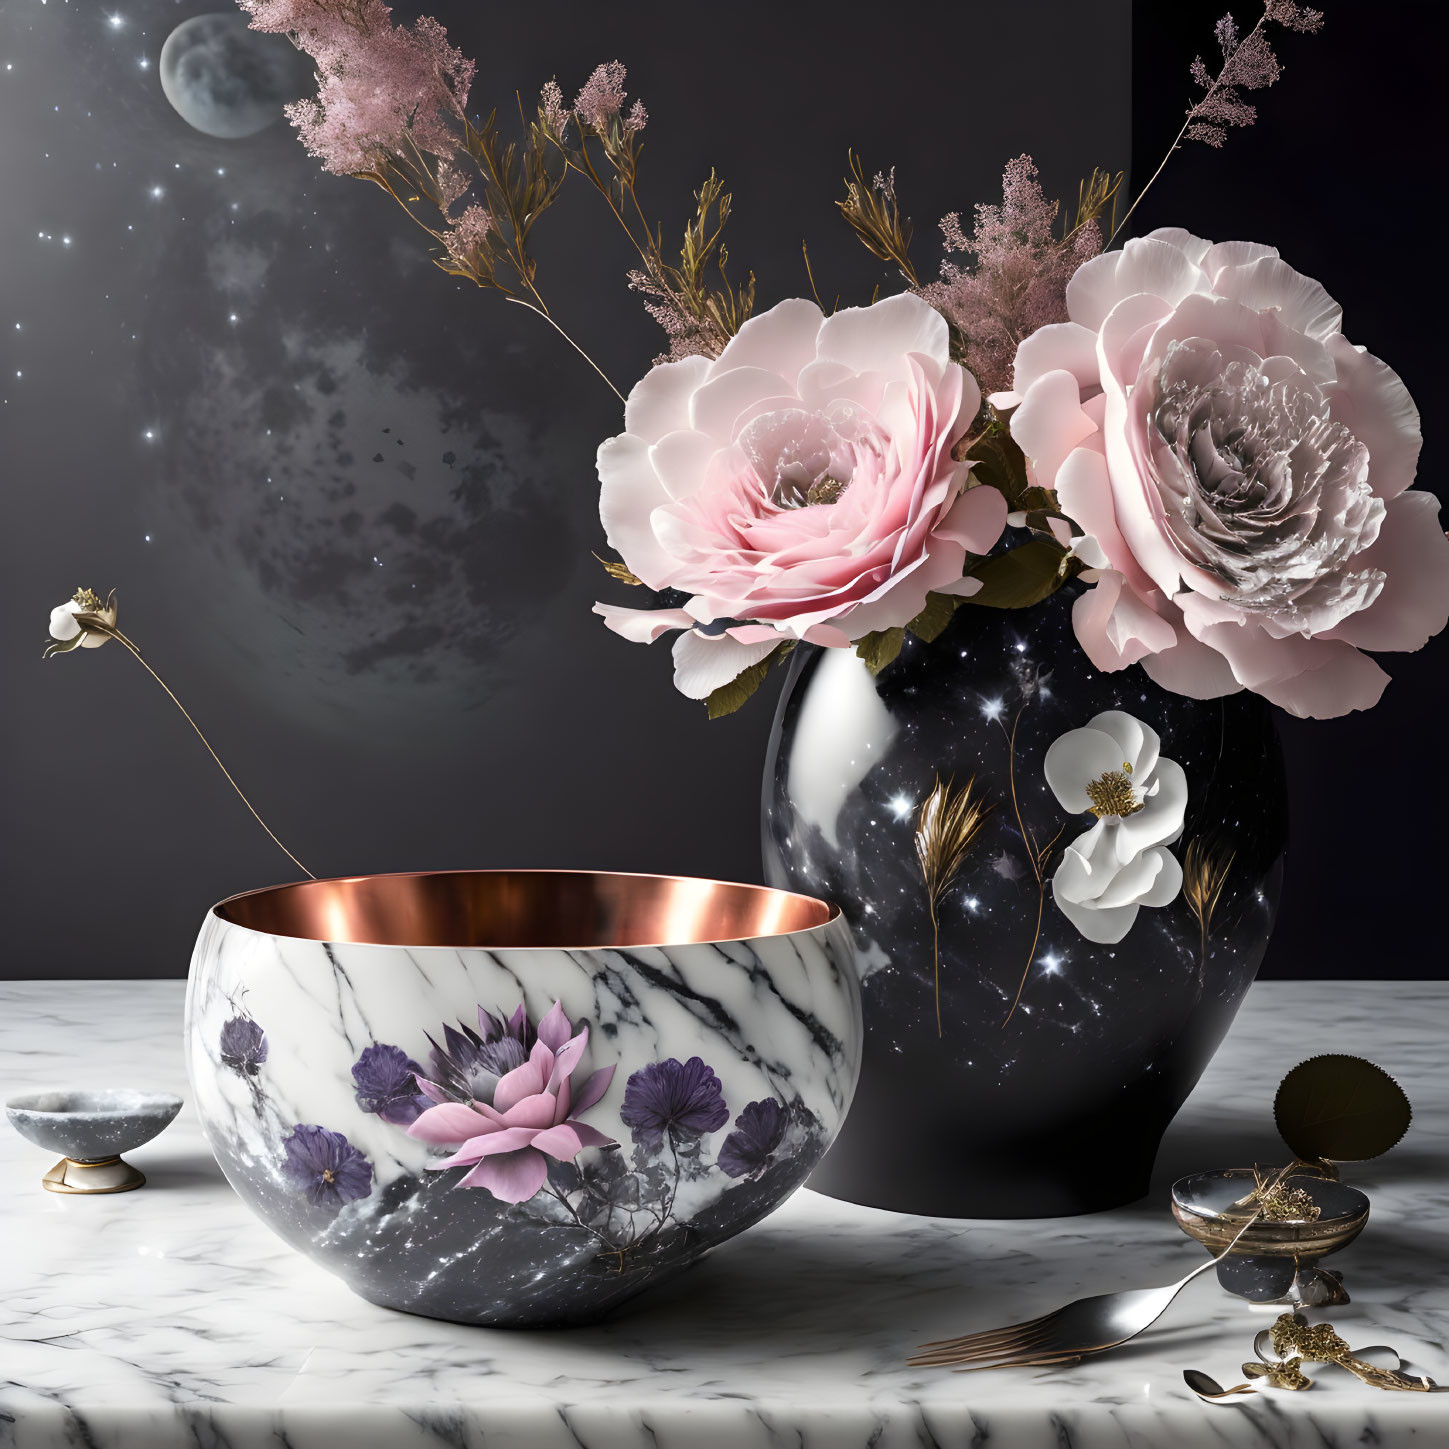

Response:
(919, 156), (1104, 396)
(237, 2), (628, 398)
(1111, 0), (1323, 244)
(243, 9), (751, 386)
(628, 269), (720, 364)
(538, 71), (751, 363)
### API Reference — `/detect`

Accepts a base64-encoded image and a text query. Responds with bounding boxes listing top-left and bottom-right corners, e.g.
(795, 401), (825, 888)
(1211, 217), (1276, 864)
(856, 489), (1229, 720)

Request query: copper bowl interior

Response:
(214, 869), (836, 950)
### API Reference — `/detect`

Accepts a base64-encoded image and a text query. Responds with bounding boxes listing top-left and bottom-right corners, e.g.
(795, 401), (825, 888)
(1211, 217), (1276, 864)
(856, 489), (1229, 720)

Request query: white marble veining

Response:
(2, 979), (1445, 1447)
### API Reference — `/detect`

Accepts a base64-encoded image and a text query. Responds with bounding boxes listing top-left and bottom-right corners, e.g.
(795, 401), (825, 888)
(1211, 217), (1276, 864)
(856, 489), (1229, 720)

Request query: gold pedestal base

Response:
(41, 1156), (146, 1194)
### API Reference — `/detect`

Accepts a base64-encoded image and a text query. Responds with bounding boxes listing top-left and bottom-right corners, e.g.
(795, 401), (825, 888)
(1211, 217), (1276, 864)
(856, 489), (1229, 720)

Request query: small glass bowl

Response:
(1172, 1167), (1369, 1304)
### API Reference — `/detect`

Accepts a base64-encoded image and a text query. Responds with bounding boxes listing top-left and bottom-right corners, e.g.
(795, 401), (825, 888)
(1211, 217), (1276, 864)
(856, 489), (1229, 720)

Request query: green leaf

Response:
(966, 539), (1073, 610)
(854, 627), (906, 675)
(1274, 1055), (1412, 1163)
(705, 645), (782, 719)
(1015, 486), (1058, 515)
(906, 591), (960, 644)
(961, 415), (1034, 512)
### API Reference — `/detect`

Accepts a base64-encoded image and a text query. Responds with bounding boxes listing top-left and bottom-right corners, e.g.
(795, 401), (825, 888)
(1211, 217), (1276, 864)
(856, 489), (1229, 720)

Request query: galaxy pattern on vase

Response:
(762, 584), (1288, 1218)
(184, 903), (860, 1327)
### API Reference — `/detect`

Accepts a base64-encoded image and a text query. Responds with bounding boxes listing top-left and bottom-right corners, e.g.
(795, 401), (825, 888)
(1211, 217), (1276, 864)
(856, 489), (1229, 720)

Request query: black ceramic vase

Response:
(762, 586), (1288, 1218)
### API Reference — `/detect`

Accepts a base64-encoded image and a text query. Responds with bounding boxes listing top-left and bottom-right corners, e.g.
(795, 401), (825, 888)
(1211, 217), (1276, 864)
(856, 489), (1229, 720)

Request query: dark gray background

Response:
(1, 1), (1441, 980)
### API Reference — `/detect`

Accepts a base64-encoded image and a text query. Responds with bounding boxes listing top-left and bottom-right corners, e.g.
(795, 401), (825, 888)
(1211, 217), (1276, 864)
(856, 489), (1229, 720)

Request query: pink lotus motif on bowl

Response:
(408, 1002), (616, 1203)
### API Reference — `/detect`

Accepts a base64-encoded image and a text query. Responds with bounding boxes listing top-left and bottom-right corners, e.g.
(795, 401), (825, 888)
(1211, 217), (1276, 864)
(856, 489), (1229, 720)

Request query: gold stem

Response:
(802, 241), (826, 312)
(367, 159), (623, 403)
(1007, 707), (1040, 882)
(107, 631), (316, 880)
(1000, 701), (1051, 1028)
(1002, 883), (1045, 1029)
(567, 143), (655, 272)
(505, 298), (625, 403)
(929, 898), (942, 1038)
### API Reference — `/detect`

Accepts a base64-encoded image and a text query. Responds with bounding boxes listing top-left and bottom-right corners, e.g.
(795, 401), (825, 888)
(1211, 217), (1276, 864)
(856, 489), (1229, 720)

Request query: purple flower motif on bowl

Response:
(219, 1015), (267, 1077)
(351, 1043), (428, 1125)
(280, 1123), (373, 1211)
(408, 1001), (616, 1203)
(620, 1056), (729, 1151)
(718, 1098), (787, 1179)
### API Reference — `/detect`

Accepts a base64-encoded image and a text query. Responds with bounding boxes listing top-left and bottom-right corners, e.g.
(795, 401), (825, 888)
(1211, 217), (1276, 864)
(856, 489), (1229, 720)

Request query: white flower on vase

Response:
(1043, 710), (1187, 945)
(46, 588), (117, 656)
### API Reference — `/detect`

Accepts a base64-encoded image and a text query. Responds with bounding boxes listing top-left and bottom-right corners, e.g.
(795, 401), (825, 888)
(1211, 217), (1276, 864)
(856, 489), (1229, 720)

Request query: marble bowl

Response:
(186, 869), (861, 1327)
(6, 1088), (183, 1193)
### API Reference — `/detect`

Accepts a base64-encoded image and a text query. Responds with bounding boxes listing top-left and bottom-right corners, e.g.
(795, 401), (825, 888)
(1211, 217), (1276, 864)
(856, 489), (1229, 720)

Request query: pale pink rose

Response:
(998, 228), (1449, 718)
(594, 294), (1007, 698)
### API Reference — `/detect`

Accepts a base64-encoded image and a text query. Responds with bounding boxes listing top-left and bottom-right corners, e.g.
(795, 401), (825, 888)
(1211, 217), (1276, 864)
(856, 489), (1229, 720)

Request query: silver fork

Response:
(910, 1217), (1261, 1372)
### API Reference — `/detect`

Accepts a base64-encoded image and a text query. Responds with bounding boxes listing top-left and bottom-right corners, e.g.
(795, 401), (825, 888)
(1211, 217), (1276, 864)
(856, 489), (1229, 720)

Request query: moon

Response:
(159, 13), (307, 140)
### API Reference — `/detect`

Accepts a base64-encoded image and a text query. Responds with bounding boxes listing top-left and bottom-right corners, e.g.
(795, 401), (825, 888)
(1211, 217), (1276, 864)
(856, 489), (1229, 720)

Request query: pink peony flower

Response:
(594, 294), (1007, 698)
(999, 228), (1449, 718)
(407, 1001), (615, 1204)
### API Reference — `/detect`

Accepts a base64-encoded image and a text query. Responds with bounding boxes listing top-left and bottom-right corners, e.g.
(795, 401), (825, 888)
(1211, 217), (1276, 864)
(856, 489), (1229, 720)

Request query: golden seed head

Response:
(806, 476), (847, 506)
(72, 587), (104, 613)
(1256, 1184), (1321, 1221)
(1085, 769), (1142, 820)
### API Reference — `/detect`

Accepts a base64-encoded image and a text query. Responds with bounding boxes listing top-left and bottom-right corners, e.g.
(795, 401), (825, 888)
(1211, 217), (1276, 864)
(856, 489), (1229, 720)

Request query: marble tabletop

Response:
(1, 979), (1444, 1448)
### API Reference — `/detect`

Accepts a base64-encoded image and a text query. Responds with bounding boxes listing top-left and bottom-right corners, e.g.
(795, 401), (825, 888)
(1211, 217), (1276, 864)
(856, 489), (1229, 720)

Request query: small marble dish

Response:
(1172, 1168), (1369, 1304)
(5, 1088), (183, 1194)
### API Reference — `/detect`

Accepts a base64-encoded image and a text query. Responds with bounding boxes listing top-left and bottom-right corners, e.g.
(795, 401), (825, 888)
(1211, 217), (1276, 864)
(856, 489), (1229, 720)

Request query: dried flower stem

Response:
(800, 241), (834, 315)
(1110, 1), (1322, 246)
(1109, 112), (1202, 247)
(915, 776), (992, 1036)
(999, 705), (1066, 1029)
(85, 622), (315, 880)
(838, 154), (918, 287)
(361, 162), (625, 402)
(554, 134), (714, 346)
(505, 298), (626, 401)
